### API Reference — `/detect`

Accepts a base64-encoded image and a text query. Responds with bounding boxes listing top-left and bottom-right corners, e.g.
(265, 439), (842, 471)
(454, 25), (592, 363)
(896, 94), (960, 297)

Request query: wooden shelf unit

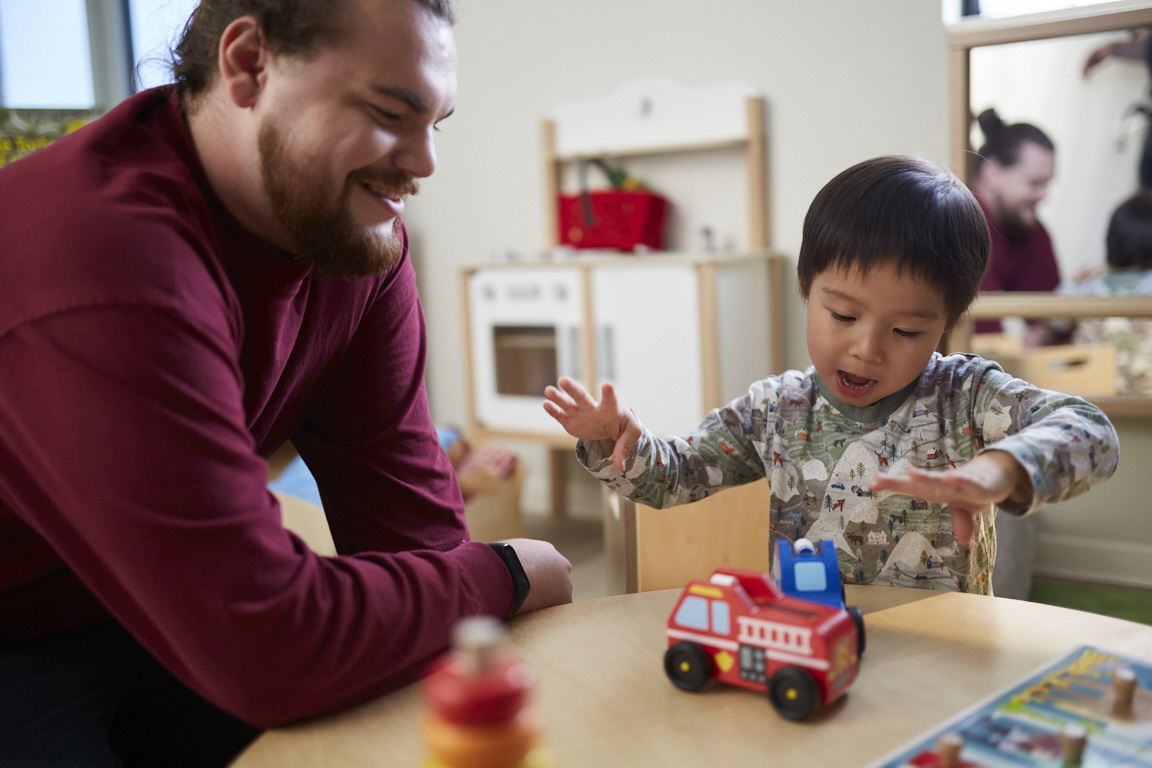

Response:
(461, 82), (784, 536)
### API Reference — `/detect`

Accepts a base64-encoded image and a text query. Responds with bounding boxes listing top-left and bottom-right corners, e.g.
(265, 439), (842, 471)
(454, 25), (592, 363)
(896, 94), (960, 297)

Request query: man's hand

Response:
(869, 451), (1030, 545)
(501, 538), (573, 615)
(542, 377), (642, 471)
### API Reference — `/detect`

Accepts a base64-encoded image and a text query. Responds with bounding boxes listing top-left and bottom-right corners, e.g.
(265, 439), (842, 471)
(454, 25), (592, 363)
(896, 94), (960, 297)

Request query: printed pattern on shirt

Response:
(577, 353), (1117, 596)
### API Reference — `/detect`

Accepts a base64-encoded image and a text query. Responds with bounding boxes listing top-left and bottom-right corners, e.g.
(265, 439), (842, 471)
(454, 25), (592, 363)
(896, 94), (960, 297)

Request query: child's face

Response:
(805, 261), (949, 407)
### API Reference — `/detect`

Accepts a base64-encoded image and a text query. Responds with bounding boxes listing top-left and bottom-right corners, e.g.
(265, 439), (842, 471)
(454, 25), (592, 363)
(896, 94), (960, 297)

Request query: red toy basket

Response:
(558, 189), (667, 252)
(557, 160), (667, 252)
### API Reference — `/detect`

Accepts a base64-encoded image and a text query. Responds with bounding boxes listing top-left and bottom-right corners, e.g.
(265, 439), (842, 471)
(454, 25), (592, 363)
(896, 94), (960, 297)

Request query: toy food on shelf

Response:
(421, 616), (553, 768)
(663, 566), (861, 721)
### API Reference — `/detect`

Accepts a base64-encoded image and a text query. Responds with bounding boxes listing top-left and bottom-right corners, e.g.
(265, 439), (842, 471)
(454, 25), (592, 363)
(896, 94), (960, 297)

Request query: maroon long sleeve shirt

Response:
(974, 197), (1061, 334)
(0, 88), (513, 727)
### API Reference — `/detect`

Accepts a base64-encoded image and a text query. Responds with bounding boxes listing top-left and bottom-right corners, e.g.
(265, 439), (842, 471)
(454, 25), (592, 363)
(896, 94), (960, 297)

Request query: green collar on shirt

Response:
(813, 373), (919, 427)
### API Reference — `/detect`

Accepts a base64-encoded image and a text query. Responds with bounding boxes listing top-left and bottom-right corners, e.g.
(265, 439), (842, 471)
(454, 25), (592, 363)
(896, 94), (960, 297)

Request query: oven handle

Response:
(565, 325), (582, 381)
(597, 324), (615, 382)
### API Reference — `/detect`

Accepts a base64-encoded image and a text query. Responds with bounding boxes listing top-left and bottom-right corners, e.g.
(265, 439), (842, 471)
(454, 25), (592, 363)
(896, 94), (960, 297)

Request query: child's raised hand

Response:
(543, 377), (642, 471)
(869, 451), (1030, 545)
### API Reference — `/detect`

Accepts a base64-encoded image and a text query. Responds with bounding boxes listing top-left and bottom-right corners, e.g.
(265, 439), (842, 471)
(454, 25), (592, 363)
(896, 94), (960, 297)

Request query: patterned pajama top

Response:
(576, 353), (1118, 595)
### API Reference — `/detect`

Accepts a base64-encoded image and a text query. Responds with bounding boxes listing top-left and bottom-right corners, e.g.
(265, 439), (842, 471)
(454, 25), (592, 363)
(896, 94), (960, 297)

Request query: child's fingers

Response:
(610, 421), (643, 472)
(557, 377), (595, 405)
(543, 384), (575, 411)
(542, 399), (569, 424)
(950, 509), (975, 545)
(599, 382), (618, 412)
(611, 442), (631, 472)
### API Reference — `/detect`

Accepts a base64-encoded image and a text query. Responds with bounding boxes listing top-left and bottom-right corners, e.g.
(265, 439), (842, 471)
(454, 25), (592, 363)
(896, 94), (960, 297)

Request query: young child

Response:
(543, 155), (1119, 595)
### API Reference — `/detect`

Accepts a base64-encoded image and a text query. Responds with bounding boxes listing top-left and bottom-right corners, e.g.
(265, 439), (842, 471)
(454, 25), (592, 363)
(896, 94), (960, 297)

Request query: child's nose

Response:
(849, 328), (884, 363)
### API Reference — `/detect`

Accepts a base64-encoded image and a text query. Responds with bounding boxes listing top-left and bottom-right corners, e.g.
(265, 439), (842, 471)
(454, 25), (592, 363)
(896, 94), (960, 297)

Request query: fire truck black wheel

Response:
(848, 605), (866, 657)
(663, 641), (712, 692)
(767, 667), (820, 721)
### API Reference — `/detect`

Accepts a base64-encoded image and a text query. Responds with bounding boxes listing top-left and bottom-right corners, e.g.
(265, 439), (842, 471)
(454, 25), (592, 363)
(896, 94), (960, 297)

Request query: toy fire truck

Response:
(663, 567), (860, 721)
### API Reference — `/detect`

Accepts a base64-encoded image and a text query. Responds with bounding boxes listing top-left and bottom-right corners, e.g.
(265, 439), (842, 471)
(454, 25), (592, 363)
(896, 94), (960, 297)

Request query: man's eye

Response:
(372, 106), (401, 122)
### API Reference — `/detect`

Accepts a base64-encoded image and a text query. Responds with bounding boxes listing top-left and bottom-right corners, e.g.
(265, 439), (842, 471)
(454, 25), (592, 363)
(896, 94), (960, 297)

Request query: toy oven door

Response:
(468, 267), (583, 436)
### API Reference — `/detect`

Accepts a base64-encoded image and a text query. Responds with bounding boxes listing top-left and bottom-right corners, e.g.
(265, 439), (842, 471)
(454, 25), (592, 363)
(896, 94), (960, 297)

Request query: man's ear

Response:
(217, 16), (269, 108)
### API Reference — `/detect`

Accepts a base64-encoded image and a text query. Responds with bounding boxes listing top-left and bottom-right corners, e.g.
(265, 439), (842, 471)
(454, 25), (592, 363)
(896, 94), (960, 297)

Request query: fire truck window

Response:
(794, 562), (828, 593)
(711, 601), (730, 634)
(674, 596), (709, 630)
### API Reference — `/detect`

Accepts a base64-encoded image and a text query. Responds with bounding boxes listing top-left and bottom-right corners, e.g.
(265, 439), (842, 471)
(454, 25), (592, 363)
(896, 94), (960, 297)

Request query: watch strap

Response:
(487, 542), (531, 615)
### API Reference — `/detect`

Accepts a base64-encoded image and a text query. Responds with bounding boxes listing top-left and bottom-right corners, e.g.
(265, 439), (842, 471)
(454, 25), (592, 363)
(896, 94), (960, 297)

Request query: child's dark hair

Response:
(1106, 191), (1152, 271)
(797, 155), (990, 327)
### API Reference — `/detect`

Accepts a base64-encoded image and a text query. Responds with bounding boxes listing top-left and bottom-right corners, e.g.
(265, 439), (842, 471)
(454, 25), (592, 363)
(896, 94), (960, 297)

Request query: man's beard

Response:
(999, 203), (1037, 242)
(257, 118), (417, 277)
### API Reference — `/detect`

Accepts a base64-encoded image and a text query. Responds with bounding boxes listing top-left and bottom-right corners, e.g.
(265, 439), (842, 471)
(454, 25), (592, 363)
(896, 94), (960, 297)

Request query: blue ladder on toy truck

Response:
(773, 538), (866, 656)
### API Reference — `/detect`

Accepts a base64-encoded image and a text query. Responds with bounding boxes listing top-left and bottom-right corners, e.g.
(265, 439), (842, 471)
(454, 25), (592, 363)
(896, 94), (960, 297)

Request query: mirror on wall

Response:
(969, 30), (1147, 278)
(948, 4), (1152, 413)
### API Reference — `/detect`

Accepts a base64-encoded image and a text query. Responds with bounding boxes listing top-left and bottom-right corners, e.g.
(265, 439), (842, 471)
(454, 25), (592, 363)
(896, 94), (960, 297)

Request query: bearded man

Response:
(0, 1), (571, 764)
(969, 108), (1060, 341)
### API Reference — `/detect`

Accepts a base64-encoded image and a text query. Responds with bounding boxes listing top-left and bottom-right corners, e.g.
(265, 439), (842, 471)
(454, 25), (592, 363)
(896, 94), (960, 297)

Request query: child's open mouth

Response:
(837, 370), (876, 393)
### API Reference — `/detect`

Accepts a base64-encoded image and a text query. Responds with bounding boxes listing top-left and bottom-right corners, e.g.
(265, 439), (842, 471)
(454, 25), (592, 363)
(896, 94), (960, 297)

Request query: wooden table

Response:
(231, 586), (1152, 767)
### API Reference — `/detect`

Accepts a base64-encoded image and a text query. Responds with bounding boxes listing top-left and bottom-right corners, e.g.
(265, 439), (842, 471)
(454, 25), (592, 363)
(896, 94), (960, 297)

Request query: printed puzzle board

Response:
(871, 645), (1152, 767)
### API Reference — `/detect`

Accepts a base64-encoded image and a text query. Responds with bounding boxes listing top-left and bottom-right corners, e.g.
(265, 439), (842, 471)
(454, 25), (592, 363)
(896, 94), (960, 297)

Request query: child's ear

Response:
(217, 16), (270, 108)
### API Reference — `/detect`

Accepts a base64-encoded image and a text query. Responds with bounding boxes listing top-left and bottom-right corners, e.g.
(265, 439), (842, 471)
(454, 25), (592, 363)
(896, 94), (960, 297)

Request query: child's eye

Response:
(830, 312), (854, 324)
(894, 328), (920, 339)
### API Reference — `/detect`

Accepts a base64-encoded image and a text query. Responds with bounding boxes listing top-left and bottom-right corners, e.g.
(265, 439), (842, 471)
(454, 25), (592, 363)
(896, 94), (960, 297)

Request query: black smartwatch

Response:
(487, 542), (531, 615)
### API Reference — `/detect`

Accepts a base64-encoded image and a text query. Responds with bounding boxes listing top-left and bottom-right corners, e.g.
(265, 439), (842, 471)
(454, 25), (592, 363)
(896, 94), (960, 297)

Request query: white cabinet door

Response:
(590, 264), (703, 436)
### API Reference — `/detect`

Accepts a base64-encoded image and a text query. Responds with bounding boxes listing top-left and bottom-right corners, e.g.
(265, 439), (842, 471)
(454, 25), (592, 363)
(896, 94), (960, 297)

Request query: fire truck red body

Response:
(663, 567), (860, 721)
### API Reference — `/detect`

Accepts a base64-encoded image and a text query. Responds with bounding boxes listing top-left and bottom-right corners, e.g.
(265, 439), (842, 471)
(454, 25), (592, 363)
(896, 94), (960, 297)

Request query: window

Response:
(944, 0), (1119, 24)
(128, 0), (198, 91)
(794, 561), (828, 594)
(673, 596), (710, 631)
(710, 601), (730, 635)
(0, 0), (94, 108)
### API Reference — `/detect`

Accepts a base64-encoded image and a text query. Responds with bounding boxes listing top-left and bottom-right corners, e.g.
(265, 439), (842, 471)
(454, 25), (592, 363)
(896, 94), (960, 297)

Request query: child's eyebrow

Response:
(819, 286), (862, 305)
(900, 308), (944, 322)
(819, 286), (942, 322)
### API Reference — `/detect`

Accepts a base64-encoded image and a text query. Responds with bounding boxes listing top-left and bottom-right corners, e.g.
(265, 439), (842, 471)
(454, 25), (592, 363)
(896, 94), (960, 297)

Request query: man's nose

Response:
(393, 130), (437, 179)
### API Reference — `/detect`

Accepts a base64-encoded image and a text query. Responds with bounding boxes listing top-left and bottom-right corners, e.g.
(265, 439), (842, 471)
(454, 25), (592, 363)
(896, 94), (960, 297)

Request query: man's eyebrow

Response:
(369, 84), (455, 120)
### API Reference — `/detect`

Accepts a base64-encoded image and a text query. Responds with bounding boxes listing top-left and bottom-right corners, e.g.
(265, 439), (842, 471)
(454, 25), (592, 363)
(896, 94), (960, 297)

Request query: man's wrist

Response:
(487, 542), (531, 615)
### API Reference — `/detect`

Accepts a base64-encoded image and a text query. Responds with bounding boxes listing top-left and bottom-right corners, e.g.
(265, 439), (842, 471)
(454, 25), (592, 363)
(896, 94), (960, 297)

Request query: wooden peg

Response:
(936, 732), (963, 768)
(1112, 667), (1137, 719)
(1060, 723), (1087, 767)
